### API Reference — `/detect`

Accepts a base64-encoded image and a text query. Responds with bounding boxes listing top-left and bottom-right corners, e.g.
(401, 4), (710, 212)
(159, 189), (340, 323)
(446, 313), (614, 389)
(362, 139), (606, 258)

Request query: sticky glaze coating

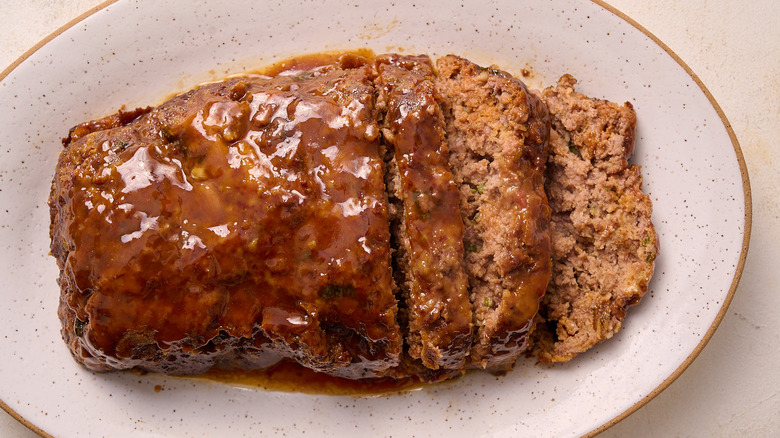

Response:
(50, 56), (403, 378)
(376, 54), (473, 370)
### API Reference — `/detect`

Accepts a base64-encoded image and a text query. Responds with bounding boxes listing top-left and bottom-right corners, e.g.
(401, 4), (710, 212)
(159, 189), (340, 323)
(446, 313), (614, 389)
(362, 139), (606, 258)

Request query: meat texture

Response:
(375, 54), (473, 370)
(534, 75), (658, 363)
(434, 55), (552, 370)
(50, 56), (403, 379)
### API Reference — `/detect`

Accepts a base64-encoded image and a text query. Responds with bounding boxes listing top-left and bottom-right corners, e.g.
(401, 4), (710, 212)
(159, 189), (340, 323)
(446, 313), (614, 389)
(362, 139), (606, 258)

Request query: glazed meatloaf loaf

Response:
(533, 75), (659, 363)
(50, 52), (656, 381)
(51, 58), (405, 378)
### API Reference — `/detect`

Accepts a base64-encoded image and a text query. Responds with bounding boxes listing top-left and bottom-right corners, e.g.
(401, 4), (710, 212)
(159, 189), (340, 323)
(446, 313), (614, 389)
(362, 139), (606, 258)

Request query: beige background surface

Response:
(1, 0), (778, 436)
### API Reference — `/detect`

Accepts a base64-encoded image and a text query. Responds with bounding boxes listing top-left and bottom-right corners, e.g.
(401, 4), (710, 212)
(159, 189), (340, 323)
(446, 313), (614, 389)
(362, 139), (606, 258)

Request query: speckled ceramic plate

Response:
(0, 0), (750, 436)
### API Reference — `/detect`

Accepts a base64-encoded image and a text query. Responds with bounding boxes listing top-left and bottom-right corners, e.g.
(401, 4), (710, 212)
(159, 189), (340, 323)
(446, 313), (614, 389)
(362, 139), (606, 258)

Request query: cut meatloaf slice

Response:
(535, 75), (658, 363)
(50, 56), (403, 378)
(435, 55), (552, 370)
(375, 54), (472, 370)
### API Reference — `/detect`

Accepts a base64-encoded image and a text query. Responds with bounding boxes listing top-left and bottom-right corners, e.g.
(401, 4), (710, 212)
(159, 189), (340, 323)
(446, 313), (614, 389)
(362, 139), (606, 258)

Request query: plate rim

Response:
(0, 0), (753, 437)
(585, 0), (752, 435)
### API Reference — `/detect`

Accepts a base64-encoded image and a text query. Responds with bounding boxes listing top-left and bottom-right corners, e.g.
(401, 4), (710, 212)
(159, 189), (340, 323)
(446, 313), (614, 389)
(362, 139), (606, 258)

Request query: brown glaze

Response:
(375, 54), (472, 370)
(51, 56), (402, 378)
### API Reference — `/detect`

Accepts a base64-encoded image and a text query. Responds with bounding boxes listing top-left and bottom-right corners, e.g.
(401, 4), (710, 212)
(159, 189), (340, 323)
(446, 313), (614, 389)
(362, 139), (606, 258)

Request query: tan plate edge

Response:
(0, 1), (754, 437)
(585, 1), (753, 436)
(0, 3), (119, 436)
(0, 0), (119, 82)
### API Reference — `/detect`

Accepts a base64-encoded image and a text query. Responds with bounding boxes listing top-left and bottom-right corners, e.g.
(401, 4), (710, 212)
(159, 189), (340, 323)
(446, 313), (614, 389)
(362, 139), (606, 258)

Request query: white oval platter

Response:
(0, 0), (750, 436)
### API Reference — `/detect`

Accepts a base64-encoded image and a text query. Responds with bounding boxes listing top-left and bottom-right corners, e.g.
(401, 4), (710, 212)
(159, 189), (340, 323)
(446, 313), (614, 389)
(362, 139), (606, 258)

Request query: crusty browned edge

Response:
(62, 107), (151, 147)
(534, 75), (658, 363)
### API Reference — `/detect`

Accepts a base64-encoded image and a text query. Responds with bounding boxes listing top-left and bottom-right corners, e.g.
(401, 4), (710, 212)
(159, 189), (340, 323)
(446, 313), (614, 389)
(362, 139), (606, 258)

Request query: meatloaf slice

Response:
(434, 55), (552, 370)
(535, 75), (658, 363)
(50, 57), (403, 378)
(375, 54), (472, 370)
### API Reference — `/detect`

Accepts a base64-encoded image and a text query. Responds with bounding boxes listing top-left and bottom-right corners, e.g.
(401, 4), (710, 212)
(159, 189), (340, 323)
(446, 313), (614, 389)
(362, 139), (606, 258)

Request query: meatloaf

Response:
(50, 56), (403, 378)
(533, 75), (659, 363)
(51, 52), (657, 382)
